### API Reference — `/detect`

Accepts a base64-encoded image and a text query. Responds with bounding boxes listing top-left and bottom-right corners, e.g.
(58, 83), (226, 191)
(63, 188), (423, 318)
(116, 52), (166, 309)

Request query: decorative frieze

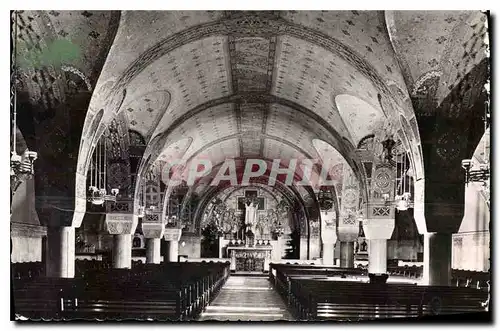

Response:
(141, 222), (164, 239)
(164, 228), (182, 241)
(105, 213), (138, 235)
(362, 217), (395, 240)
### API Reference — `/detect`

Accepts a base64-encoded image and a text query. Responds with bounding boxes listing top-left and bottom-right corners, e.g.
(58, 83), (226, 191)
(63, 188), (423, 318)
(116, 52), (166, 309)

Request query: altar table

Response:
(227, 246), (272, 272)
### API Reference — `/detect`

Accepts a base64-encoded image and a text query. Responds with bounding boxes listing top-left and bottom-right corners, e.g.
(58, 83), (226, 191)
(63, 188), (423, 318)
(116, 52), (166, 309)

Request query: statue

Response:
(245, 199), (258, 235)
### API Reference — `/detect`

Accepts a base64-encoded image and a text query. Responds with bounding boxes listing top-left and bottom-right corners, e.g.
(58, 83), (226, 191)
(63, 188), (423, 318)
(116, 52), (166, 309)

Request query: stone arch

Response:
(335, 94), (385, 147)
(192, 180), (310, 237)
(312, 138), (367, 207)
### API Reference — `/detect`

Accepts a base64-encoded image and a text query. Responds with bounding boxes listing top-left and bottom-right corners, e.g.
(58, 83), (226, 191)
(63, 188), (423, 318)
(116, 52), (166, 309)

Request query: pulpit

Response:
(227, 246), (272, 272)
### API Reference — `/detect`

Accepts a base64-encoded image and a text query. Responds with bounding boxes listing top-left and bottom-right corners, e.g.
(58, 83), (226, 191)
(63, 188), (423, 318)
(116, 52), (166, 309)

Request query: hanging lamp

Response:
(10, 10), (38, 194)
(395, 152), (413, 211)
(87, 135), (118, 205)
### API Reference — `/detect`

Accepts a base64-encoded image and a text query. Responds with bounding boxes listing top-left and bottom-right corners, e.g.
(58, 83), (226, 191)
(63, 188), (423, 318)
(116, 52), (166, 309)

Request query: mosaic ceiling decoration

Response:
(14, 11), (488, 220)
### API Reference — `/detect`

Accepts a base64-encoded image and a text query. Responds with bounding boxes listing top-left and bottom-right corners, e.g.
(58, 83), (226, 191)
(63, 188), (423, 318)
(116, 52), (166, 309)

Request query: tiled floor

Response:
(198, 276), (295, 321)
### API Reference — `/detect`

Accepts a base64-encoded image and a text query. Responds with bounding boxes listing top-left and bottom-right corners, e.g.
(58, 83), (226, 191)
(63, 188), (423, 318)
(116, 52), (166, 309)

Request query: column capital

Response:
(105, 213), (138, 235)
(163, 227), (182, 241)
(362, 218), (395, 240)
(142, 222), (164, 239)
(338, 214), (359, 242)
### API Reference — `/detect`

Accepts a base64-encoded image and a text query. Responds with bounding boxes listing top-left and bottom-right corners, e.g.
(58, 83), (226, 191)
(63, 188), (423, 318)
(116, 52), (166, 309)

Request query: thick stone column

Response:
(320, 211), (337, 265)
(163, 228), (182, 263)
(362, 160), (397, 282)
(367, 239), (387, 274)
(142, 220), (164, 264)
(146, 238), (162, 264)
(338, 162), (360, 269)
(112, 234), (132, 269)
(164, 240), (179, 262)
(423, 232), (452, 286)
(339, 241), (355, 268)
(322, 243), (335, 265)
(45, 226), (75, 278)
(363, 215), (395, 277)
(106, 211), (138, 269)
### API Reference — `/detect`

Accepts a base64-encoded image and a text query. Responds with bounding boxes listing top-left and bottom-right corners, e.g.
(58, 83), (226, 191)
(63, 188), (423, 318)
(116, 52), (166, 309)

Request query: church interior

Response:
(10, 10), (491, 322)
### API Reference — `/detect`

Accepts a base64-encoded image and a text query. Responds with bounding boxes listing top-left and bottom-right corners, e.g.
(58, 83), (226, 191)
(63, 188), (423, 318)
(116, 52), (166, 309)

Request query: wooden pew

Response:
(287, 278), (487, 320)
(269, 263), (488, 321)
(13, 261), (230, 321)
(269, 263), (367, 298)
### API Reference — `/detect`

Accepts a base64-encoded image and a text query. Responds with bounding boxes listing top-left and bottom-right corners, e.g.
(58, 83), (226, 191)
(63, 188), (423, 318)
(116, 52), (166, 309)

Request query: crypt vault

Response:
(11, 10), (489, 281)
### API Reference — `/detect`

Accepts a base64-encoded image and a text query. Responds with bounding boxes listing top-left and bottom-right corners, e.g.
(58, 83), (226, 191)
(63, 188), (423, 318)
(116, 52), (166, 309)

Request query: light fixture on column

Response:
(165, 215), (183, 229)
(461, 101), (490, 187)
(381, 193), (390, 203)
(87, 137), (118, 205)
(10, 10), (38, 195)
(462, 159), (490, 185)
(145, 205), (157, 215)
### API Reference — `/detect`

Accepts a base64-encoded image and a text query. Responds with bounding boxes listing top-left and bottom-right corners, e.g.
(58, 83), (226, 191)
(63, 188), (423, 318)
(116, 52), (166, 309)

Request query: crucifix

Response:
(236, 190), (265, 242)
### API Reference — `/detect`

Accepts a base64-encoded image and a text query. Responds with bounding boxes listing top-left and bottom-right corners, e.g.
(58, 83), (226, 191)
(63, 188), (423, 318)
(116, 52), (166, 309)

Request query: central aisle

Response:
(198, 276), (295, 321)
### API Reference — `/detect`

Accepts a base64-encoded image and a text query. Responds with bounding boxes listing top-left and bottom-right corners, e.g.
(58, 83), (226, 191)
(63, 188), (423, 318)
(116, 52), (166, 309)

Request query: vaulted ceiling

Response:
(13, 10), (489, 213)
(81, 10), (424, 185)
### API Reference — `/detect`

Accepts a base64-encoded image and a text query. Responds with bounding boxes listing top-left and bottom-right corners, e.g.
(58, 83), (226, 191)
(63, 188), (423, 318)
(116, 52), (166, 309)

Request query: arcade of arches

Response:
(11, 10), (489, 302)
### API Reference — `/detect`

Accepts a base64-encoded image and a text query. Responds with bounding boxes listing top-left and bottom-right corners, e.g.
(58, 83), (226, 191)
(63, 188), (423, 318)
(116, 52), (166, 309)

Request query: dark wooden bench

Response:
(269, 263), (488, 321)
(288, 278), (488, 320)
(13, 261), (230, 321)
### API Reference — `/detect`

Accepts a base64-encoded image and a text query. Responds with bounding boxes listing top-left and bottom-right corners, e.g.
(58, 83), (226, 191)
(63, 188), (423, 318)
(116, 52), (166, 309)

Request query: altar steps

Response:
(198, 276), (294, 321)
(231, 271), (268, 277)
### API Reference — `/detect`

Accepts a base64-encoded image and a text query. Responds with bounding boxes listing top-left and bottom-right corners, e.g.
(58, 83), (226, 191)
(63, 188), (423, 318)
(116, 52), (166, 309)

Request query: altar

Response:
(227, 246), (272, 273)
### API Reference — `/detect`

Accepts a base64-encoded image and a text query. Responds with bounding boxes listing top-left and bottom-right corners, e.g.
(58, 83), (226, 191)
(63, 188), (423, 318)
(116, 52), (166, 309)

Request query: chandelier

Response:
(381, 135), (396, 166)
(11, 10), (38, 195)
(87, 138), (118, 205)
(394, 151), (414, 211)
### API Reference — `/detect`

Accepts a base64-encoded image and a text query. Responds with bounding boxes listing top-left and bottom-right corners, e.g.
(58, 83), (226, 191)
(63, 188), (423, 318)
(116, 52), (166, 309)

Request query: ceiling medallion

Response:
(342, 187), (357, 208)
(436, 131), (461, 161)
(373, 165), (393, 194)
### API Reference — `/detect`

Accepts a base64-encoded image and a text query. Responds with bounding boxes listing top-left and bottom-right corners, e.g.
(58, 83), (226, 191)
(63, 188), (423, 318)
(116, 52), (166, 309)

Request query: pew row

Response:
(13, 261), (230, 321)
(269, 263), (489, 321)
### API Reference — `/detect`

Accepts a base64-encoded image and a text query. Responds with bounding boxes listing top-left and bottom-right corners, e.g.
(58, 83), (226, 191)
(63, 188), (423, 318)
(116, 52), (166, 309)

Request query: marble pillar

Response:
(362, 213), (395, 279)
(320, 210), (337, 266)
(142, 221), (164, 264)
(112, 234), (132, 269)
(322, 243), (335, 265)
(164, 240), (179, 262)
(368, 239), (387, 274)
(45, 226), (75, 278)
(106, 211), (138, 269)
(423, 232), (452, 286)
(339, 241), (355, 268)
(146, 238), (161, 264)
(163, 228), (182, 263)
